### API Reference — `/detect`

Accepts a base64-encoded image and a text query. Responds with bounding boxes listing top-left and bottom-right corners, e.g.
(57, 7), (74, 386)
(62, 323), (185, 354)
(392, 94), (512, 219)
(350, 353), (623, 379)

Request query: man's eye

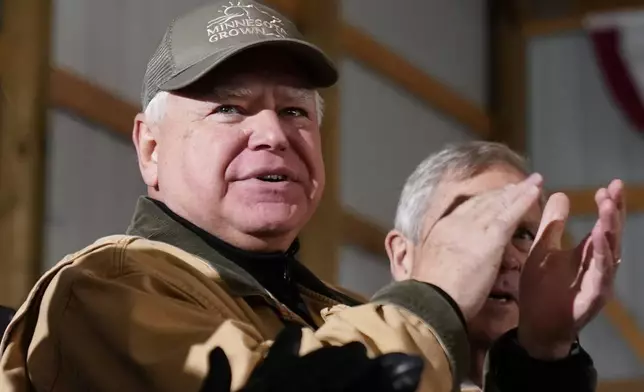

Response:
(512, 227), (535, 253)
(280, 107), (309, 118)
(514, 227), (535, 241)
(214, 105), (243, 115)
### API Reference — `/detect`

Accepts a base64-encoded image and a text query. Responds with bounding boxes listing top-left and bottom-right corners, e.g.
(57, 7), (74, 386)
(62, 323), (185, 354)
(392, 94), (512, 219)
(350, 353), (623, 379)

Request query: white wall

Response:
(528, 31), (644, 380)
(338, 0), (487, 295)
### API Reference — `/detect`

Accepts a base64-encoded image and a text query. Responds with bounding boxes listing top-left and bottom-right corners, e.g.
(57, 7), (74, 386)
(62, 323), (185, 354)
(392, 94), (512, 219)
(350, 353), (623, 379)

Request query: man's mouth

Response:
(488, 291), (516, 304)
(257, 174), (289, 182)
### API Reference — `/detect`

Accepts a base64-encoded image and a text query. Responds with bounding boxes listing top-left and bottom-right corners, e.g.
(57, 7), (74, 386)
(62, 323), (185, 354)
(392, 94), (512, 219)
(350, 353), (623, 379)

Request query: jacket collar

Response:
(126, 196), (268, 297)
(124, 196), (360, 307)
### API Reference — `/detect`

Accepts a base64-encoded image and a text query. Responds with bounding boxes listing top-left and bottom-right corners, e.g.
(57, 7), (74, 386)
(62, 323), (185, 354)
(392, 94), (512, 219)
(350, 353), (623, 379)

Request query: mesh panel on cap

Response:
(142, 25), (176, 110)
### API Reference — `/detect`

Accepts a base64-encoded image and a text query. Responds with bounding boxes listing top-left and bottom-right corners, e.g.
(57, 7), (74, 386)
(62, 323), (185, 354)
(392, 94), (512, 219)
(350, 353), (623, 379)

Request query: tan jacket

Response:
(0, 197), (471, 392)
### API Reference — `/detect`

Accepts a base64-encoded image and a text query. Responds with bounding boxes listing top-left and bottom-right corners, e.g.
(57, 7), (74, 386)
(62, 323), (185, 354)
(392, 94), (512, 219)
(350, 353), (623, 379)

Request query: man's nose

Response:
(501, 244), (523, 272)
(246, 110), (289, 151)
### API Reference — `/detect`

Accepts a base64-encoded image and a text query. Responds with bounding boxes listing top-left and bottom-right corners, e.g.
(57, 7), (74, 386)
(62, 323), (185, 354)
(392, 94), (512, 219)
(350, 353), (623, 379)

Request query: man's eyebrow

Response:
(439, 194), (473, 219)
(279, 87), (314, 102)
(207, 86), (314, 103)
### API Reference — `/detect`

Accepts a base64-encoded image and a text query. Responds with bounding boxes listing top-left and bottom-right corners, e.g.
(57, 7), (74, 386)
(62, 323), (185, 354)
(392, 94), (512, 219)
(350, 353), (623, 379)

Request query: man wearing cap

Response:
(0, 1), (599, 391)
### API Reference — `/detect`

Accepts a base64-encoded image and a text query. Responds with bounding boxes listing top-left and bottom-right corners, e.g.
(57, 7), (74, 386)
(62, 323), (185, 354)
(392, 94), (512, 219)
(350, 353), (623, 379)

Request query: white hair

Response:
(394, 141), (532, 243)
(144, 90), (325, 126)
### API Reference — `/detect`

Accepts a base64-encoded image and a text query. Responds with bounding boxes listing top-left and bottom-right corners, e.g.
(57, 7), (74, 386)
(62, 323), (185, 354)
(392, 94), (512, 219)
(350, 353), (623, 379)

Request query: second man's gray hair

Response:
(394, 141), (531, 243)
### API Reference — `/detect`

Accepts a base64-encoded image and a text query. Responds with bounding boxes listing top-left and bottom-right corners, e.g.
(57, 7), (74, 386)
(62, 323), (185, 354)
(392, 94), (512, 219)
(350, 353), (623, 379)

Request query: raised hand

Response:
(412, 173), (543, 321)
(517, 179), (625, 359)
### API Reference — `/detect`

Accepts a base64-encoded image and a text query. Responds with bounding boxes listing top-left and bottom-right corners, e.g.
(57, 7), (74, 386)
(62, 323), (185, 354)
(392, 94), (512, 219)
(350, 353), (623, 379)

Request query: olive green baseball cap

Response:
(141, 0), (338, 109)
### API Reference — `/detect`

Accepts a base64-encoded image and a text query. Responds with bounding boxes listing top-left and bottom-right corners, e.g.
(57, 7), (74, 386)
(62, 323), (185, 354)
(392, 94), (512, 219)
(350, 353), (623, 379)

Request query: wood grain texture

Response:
(293, 0), (341, 283)
(0, 0), (51, 307)
(50, 68), (136, 139)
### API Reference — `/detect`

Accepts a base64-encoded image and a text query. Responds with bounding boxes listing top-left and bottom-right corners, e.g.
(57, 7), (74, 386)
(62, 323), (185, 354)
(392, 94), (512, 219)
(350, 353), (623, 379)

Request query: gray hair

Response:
(145, 90), (325, 126)
(394, 141), (531, 243)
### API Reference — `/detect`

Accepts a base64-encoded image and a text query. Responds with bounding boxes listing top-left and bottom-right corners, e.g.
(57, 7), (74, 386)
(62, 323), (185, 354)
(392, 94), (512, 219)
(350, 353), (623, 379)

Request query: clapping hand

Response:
(411, 174), (543, 321)
(518, 180), (625, 359)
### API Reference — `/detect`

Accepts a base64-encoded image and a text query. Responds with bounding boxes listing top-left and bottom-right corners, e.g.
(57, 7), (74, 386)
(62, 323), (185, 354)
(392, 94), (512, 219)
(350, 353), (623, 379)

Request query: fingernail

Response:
(527, 173), (543, 185)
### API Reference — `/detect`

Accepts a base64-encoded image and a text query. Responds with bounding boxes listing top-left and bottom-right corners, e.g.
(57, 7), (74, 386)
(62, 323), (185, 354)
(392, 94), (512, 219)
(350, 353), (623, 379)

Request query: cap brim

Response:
(160, 38), (338, 91)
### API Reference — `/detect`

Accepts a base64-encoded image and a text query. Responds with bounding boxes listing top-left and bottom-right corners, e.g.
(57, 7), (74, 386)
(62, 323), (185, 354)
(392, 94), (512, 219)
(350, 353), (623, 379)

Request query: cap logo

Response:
(206, 1), (288, 43)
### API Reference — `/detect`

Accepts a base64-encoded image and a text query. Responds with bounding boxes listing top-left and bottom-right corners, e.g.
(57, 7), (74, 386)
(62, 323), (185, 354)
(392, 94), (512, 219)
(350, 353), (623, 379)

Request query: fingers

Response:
(608, 179), (626, 260)
(607, 179), (626, 214)
(532, 193), (570, 253)
(478, 173), (542, 222)
(525, 172), (545, 187)
(583, 222), (616, 294)
(595, 179), (625, 260)
(598, 198), (616, 234)
(492, 174), (543, 229)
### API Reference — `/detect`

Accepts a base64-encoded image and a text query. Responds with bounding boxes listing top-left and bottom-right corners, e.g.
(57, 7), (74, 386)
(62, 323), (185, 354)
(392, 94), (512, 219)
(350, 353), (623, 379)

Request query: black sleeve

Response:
(484, 328), (597, 392)
(0, 305), (15, 335)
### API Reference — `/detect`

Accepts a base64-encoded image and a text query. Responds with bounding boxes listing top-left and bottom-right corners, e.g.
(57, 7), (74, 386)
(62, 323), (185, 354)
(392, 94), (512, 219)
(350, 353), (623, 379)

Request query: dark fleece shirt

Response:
(151, 199), (318, 326)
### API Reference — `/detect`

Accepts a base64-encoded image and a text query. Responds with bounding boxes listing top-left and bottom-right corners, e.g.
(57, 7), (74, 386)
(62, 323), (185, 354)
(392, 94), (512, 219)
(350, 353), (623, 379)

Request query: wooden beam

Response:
(489, 0), (528, 153)
(558, 185), (644, 216)
(340, 24), (491, 139)
(598, 379), (644, 392)
(563, 231), (644, 363)
(522, 15), (582, 37)
(604, 299), (644, 361)
(261, 0), (300, 22)
(296, 0), (341, 283)
(0, 0), (51, 307)
(341, 210), (388, 259)
(50, 68), (136, 139)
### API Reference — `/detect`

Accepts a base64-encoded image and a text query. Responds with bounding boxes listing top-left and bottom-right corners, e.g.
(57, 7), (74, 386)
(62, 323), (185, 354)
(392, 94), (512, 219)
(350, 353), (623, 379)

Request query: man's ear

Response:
(132, 113), (159, 189)
(385, 229), (414, 281)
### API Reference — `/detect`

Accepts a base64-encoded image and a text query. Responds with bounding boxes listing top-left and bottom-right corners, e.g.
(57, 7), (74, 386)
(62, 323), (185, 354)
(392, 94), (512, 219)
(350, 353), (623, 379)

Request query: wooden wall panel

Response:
(489, 0), (528, 152)
(0, 0), (51, 307)
(341, 210), (388, 259)
(295, 0), (341, 283)
(50, 69), (135, 139)
(598, 379), (644, 392)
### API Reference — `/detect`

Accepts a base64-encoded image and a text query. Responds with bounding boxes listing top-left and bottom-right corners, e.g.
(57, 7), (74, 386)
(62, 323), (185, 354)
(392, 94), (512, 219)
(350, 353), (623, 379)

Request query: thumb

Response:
(532, 192), (570, 254)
